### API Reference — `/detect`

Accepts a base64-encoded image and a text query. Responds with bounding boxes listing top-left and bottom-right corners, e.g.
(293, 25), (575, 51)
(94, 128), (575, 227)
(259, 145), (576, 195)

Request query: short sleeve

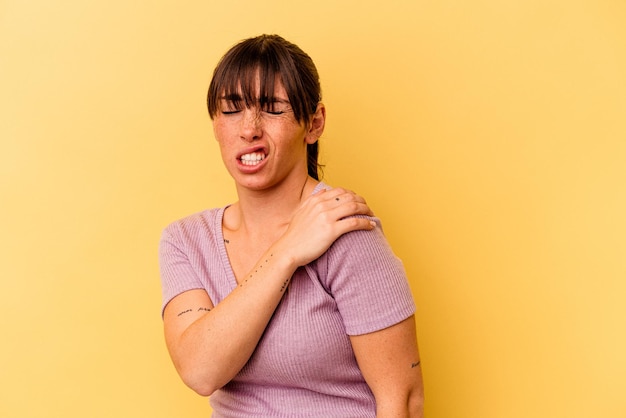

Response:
(158, 224), (205, 316)
(324, 218), (416, 335)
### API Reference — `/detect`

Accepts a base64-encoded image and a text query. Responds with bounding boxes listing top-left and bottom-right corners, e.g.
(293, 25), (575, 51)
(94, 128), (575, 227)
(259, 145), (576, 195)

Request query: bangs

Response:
(207, 35), (319, 123)
(217, 52), (280, 111)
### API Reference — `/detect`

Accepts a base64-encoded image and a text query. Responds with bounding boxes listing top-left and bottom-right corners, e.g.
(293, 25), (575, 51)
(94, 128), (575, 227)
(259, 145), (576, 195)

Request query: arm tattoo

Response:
(239, 253), (275, 288)
(411, 361), (421, 368)
(177, 307), (211, 316)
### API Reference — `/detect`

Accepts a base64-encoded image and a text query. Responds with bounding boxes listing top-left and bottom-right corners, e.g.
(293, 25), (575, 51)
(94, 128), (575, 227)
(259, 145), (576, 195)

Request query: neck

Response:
(228, 175), (318, 234)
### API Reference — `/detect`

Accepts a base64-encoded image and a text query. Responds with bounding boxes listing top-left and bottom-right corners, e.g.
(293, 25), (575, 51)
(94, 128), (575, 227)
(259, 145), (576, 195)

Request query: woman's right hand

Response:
(278, 187), (376, 268)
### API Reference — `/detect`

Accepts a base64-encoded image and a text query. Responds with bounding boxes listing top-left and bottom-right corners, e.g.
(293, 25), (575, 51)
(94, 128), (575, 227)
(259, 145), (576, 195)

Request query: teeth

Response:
(240, 152), (265, 166)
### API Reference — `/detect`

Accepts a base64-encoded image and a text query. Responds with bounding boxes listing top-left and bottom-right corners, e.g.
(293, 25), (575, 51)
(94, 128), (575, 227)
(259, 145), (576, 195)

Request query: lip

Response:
(236, 145), (269, 174)
(236, 145), (268, 160)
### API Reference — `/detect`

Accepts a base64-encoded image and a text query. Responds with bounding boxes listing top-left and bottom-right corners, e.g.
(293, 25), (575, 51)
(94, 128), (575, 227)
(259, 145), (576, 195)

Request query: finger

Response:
(325, 188), (367, 206)
(316, 187), (354, 202)
(329, 200), (375, 221)
(336, 193), (373, 217)
(334, 215), (377, 235)
(336, 195), (370, 212)
(305, 187), (373, 217)
(307, 187), (364, 207)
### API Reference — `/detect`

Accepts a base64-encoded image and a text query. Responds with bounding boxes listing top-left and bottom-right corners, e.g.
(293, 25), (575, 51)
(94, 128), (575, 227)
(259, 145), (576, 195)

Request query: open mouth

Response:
(239, 151), (266, 166)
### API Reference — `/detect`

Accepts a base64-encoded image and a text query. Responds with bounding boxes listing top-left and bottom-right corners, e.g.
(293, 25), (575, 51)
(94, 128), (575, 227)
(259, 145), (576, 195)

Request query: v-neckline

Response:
(215, 182), (328, 292)
(215, 205), (238, 292)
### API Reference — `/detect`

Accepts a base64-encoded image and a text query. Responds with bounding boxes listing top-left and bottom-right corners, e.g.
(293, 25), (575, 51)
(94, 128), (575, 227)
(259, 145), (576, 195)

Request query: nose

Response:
(240, 107), (262, 141)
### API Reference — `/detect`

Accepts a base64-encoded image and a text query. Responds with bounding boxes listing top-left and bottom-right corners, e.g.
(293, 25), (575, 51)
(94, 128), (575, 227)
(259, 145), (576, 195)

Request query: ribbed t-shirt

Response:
(159, 183), (416, 417)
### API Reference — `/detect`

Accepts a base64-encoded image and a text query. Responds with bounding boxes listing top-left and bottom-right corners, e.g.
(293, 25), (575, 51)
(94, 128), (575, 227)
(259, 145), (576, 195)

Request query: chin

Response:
(236, 177), (274, 191)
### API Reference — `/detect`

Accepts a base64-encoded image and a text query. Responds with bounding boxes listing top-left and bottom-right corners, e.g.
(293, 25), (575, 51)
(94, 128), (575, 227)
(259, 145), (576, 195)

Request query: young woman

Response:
(159, 34), (424, 417)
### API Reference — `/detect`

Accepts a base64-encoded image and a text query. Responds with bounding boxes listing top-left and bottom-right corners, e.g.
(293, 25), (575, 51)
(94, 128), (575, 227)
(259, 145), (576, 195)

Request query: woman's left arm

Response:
(350, 315), (424, 418)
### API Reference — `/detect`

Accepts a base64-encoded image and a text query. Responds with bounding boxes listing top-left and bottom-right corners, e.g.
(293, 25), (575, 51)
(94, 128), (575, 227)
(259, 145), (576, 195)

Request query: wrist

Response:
(269, 239), (300, 272)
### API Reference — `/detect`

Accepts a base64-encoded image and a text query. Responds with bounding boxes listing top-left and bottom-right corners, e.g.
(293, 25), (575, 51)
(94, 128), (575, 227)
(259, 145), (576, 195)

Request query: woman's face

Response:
(212, 78), (321, 191)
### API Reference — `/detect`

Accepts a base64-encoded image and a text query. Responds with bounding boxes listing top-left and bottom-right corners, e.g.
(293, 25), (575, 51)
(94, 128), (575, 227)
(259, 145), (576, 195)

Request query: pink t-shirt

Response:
(159, 185), (416, 417)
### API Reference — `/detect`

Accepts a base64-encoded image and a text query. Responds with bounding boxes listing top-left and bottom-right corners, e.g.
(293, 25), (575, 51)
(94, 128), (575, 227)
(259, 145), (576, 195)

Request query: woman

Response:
(159, 34), (424, 417)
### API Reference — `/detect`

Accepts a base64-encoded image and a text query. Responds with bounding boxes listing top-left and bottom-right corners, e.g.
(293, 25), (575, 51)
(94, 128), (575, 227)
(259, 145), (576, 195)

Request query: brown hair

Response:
(207, 34), (323, 180)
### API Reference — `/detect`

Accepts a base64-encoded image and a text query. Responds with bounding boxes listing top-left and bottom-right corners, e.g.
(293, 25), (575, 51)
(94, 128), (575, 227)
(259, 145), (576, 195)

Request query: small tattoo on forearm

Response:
(177, 309), (192, 316)
(239, 254), (274, 288)
(197, 307), (211, 313)
(411, 361), (421, 368)
(224, 239), (230, 244)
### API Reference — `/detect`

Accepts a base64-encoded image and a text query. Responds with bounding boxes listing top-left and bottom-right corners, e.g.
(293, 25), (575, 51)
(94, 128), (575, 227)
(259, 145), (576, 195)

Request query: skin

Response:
(163, 78), (424, 416)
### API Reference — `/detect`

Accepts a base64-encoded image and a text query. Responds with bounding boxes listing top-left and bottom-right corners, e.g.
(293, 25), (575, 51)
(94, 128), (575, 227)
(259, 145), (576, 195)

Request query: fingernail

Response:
(370, 221), (376, 228)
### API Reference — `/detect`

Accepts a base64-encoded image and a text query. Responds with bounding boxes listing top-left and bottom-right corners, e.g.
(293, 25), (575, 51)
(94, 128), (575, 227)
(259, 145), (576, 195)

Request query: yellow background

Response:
(2, 1), (625, 417)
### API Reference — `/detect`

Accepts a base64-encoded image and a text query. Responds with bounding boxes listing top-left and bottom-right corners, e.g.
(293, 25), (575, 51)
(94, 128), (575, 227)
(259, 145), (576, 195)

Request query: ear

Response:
(305, 103), (326, 145)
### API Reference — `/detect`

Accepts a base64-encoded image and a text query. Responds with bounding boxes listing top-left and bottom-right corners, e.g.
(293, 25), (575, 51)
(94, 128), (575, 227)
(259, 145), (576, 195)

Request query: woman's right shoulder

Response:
(161, 206), (226, 241)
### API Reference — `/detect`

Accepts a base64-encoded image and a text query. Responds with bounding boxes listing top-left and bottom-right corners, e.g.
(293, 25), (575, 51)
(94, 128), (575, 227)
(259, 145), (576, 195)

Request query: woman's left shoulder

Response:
(328, 216), (399, 267)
